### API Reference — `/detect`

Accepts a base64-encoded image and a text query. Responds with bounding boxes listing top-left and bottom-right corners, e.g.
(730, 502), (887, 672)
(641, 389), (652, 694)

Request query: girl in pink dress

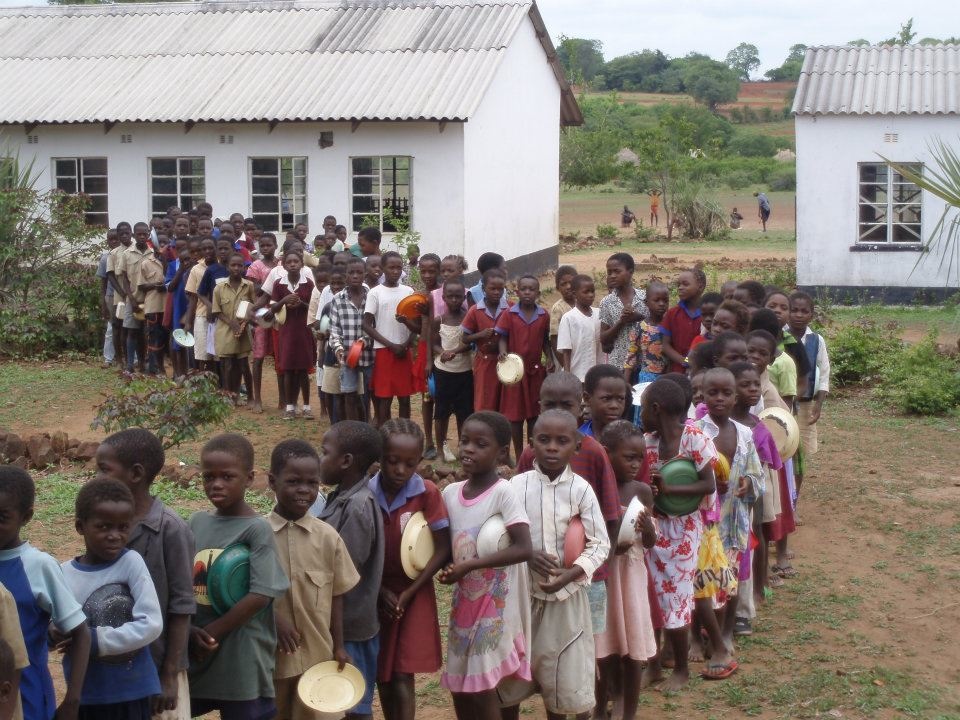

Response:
(595, 421), (658, 720)
(438, 411), (533, 720)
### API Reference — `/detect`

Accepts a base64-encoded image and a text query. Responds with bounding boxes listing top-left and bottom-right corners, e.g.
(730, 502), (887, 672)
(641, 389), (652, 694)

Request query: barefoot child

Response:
(267, 250), (317, 419)
(461, 270), (509, 412)
(415, 254), (441, 460)
(188, 435), (290, 719)
(496, 275), (555, 461)
(212, 253), (255, 400)
(557, 274), (602, 382)
(594, 422), (657, 720)
(439, 412), (533, 720)
(623, 280), (669, 386)
(60, 480), (163, 719)
(0, 466), (90, 720)
(661, 268), (706, 373)
(268, 440), (359, 720)
(639, 380), (717, 691)
(246, 232), (281, 413)
(431, 279), (474, 463)
(371, 420), (451, 720)
(95, 430), (195, 720)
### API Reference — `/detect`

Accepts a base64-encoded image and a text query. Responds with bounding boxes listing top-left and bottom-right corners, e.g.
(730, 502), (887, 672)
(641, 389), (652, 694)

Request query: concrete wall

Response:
(3, 120), (465, 258)
(462, 13), (561, 275)
(795, 114), (960, 296)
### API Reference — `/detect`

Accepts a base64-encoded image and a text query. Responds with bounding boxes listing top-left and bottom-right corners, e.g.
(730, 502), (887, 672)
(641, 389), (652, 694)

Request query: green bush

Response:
(874, 332), (960, 415)
(826, 319), (895, 386)
(725, 170), (755, 190)
(728, 131), (778, 158)
(596, 224), (619, 240)
(92, 372), (233, 449)
(768, 165), (796, 191)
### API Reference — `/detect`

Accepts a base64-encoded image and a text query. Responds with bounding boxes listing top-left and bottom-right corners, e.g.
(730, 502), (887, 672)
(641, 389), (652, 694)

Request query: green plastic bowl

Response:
(207, 543), (250, 616)
(654, 457), (703, 516)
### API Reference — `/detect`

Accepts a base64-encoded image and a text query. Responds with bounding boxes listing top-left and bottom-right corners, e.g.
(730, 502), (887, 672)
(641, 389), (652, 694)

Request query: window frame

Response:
(148, 157), (206, 217)
(248, 156), (308, 233)
(350, 155), (413, 233)
(856, 161), (923, 246)
(52, 157), (109, 227)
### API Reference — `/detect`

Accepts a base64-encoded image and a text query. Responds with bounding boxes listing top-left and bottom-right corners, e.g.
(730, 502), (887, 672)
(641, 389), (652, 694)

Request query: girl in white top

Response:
(430, 279), (473, 463)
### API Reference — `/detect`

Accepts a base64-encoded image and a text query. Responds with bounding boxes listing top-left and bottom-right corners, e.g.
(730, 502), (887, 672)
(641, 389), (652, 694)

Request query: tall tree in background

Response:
(765, 44), (806, 81)
(879, 18), (917, 45)
(556, 36), (605, 85)
(725, 42), (761, 81)
(681, 57), (740, 111)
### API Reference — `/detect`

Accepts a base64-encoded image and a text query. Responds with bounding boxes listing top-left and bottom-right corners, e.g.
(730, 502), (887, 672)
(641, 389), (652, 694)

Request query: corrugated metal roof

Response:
(793, 44), (960, 116)
(0, 0), (582, 125)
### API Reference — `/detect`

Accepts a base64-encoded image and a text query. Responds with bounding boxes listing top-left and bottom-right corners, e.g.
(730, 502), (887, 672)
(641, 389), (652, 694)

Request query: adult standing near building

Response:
(754, 191), (771, 232)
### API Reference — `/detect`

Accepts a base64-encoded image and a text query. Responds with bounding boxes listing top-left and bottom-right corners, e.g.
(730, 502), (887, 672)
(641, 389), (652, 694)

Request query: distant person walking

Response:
(649, 192), (660, 226)
(621, 205), (637, 228)
(729, 207), (744, 230)
(754, 191), (771, 232)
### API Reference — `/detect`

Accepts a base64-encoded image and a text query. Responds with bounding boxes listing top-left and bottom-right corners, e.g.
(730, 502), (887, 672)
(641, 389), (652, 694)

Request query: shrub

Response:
(826, 318), (895, 386)
(634, 224), (656, 241)
(874, 332), (960, 415)
(92, 372), (234, 449)
(596, 224), (619, 240)
(725, 170), (755, 190)
(768, 165), (796, 191)
(728, 131), (778, 158)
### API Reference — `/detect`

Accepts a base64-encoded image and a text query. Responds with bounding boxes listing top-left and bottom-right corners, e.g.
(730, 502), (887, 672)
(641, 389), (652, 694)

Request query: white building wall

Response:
(2, 120), (465, 257)
(795, 114), (959, 290)
(462, 14), (560, 271)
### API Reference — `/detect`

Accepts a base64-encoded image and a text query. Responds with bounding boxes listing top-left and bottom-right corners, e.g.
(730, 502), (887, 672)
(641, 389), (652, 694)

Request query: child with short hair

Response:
(504, 410), (610, 717)
(188, 435), (290, 720)
(595, 421), (657, 720)
(267, 250), (317, 419)
(212, 253), (255, 400)
(363, 251), (418, 426)
(580, 364), (629, 440)
(431, 279), (473, 463)
(438, 411), (533, 720)
(623, 280), (669, 386)
(787, 291), (830, 457)
(720, 280), (738, 300)
(748, 310), (797, 408)
(95, 429), (195, 720)
(466, 253), (506, 306)
(415, 254), (442, 459)
(431, 255), (467, 318)
(461, 269), (510, 412)
(746, 329), (790, 411)
(599, 253), (647, 369)
(371, 420), (450, 720)
(556, 274), (602, 382)
(315, 421), (385, 720)
(135, 240), (168, 376)
(268, 440), (359, 720)
(60, 479), (163, 719)
(711, 300), (750, 336)
(690, 291), (723, 350)
(549, 265), (578, 354)
(246, 232), (281, 413)
(497, 275), (555, 460)
(197, 237), (235, 362)
(733, 281), (765, 311)
(0, 466), (90, 720)
(354, 226), (382, 259)
(331, 258), (374, 422)
(661, 268), (707, 373)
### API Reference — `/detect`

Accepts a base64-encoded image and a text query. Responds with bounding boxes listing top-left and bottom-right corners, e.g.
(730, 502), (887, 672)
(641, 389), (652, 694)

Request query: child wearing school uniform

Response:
(787, 291), (830, 459)
(184, 238), (213, 371)
(246, 232), (282, 413)
(135, 244), (168, 376)
(0, 583), (28, 720)
(60, 479), (163, 720)
(461, 269), (510, 413)
(661, 268), (707, 374)
(212, 253), (256, 400)
(370, 421), (450, 720)
(188, 435), (290, 720)
(430, 278), (473, 463)
(0, 466), (90, 720)
(556, 274), (602, 382)
(505, 410), (610, 718)
(267, 440), (359, 720)
(94, 430), (196, 720)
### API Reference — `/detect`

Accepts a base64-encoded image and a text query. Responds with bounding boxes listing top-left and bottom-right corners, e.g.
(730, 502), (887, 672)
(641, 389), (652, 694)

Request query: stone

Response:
(51, 431), (69, 456)
(2, 433), (25, 463)
(26, 436), (56, 468)
(160, 464), (180, 481)
(180, 465), (202, 482)
(74, 441), (100, 462)
(251, 470), (270, 492)
(67, 437), (80, 450)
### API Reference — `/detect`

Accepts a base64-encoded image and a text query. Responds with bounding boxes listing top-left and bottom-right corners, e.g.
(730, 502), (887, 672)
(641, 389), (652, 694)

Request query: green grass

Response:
(828, 304), (960, 341)
(0, 361), (119, 428)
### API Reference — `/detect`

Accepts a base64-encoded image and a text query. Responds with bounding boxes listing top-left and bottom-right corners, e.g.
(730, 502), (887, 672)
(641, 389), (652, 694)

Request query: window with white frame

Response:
(149, 157), (205, 216)
(351, 156), (411, 232)
(857, 162), (922, 244)
(53, 158), (108, 227)
(250, 157), (307, 232)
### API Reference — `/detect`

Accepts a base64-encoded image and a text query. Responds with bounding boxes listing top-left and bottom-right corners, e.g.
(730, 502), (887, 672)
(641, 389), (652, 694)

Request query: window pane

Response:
(352, 157), (376, 175)
(152, 158), (177, 176)
(253, 213), (278, 230)
(352, 195), (376, 214)
(180, 177), (204, 196)
(858, 224), (887, 242)
(891, 223), (921, 242)
(82, 158), (107, 175)
(86, 213), (109, 227)
(56, 178), (77, 194)
(353, 177), (377, 194)
(181, 194), (204, 209)
(180, 158), (204, 176)
(87, 195), (109, 213)
(858, 203), (886, 224)
(352, 215), (366, 232)
(293, 157), (306, 175)
(152, 177), (177, 194)
(83, 176), (108, 194)
(859, 163), (886, 184)
(253, 195), (279, 213)
(153, 196), (176, 215)
(293, 174), (306, 197)
(894, 204), (921, 224)
(252, 176), (279, 195)
(55, 159), (76, 177)
(252, 158), (279, 176)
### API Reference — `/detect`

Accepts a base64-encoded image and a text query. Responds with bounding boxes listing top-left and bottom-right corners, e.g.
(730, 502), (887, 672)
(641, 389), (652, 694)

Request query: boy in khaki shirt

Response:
(211, 253), (256, 399)
(0, 583), (29, 720)
(137, 247), (167, 376)
(267, 440), (359, 720)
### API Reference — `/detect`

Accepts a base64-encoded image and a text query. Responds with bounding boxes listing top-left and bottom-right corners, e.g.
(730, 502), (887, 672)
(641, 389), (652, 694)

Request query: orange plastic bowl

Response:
(563, 515), (586, 568)
(345, 339), (364, 369)
(396, 293), (429, 321)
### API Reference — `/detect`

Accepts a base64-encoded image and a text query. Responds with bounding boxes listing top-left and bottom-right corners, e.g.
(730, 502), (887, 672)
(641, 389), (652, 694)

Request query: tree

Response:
(556, 37), (605, 85)
(603, 50), (669, 91)
(725, 42), (761, 81)
(681, 58), (740, 111)
(559, 95), (629, 187)
(879, 18), (916, 45)
(764, 44), (806, 81)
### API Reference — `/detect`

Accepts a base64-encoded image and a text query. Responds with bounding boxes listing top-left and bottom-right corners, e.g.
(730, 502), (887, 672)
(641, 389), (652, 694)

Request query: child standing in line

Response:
(466, 253), (506, 307)
(94, 430), (195, 720)
(496, 275), (555, 461)
(556, 274), (602, 382)
(267, 250), (317, 420)
(710, 300), (750, 337)
(246, 232), (281, 413)
(371, 420), (451, 720)
(595, 422), (657, 720)
(639, 380), (717, 691)
(431, 279), (473, 464)
(331, 258), (375, 422)
(415, 254), (442, 460)
(315, 422), (385, 720)
(197, 238), (234, 366)
(549, 265), (578, 356)
(580, 365), (629, 441)
(623, 280), (669, 387)
(136, 243), (168, 376)
(166, 237), (198, 378)
(746, 328), (790, 411)
(461, 269), (510, 413)
(0, 466), (90, 720)
(748, 312), (797, 409)
(184, 238), (214, 372)
(188, 435), (290, 720)
(362, 251), (417, 427)
(503, 410), (610, 719)
(787, 291), (830, 462)
(661, 268), (706, 373)
(268, 440), (359, 720)
(689, 291), (723, 351)
(212, 253), (255, 401)
(438, 412), (533, 720)
(430, 255), (468, 319)
(60, 480), (163, 720)
(599, 253), (648, 370)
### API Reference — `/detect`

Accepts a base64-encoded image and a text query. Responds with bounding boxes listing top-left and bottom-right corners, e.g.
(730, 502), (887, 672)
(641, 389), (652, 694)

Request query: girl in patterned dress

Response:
(640, 379), (717, 691)
(439, 412), (532, 720)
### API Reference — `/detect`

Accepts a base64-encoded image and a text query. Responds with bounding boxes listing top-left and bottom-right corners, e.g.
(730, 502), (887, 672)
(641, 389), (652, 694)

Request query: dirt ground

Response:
(4, 229), (960, 719)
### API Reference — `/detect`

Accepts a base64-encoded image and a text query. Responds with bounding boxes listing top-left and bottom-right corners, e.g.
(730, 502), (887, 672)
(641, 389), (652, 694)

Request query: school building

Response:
(0, 0), (582, 274)
(793, 44), (960, 302)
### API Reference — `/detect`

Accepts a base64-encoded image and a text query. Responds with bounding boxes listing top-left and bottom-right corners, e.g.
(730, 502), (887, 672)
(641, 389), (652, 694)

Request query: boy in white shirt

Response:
(557, 274), (603, 382)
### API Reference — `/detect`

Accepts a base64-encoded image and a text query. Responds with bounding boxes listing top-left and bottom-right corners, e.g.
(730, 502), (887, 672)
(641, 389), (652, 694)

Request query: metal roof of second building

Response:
(0, 0), (582, 126)
(793, 44), (960, 116)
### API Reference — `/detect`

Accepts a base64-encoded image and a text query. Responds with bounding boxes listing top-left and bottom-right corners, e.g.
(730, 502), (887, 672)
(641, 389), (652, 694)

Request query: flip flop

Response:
(772, 564), (798, 579)
(701, 659), (738, 680)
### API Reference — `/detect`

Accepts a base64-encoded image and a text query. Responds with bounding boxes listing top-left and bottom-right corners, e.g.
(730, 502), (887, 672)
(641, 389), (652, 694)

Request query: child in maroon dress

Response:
(461, 269), (510, 413)
(370, 419), (451, 720)
(495, 275), (555, 461)
(268, 249), (316, 419)
(661, 267), (706, 373)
